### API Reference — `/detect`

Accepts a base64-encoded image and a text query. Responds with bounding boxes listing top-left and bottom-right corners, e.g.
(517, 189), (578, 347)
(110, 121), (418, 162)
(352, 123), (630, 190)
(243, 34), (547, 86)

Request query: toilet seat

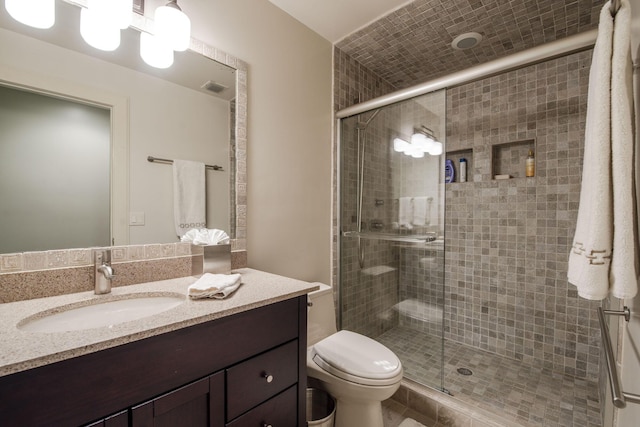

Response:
(311, 330), (402, 386)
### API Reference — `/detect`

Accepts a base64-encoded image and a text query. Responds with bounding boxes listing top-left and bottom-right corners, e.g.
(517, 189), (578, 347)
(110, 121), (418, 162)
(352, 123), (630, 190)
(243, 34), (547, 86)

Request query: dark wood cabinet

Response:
(0, 296), (308, 427)
(131, 372), (224, 427)
(85, 411), (129, 427)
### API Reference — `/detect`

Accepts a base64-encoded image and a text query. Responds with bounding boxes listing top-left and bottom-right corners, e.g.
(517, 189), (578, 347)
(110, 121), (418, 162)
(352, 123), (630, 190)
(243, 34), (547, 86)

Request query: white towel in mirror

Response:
(173, 159), (206, 238)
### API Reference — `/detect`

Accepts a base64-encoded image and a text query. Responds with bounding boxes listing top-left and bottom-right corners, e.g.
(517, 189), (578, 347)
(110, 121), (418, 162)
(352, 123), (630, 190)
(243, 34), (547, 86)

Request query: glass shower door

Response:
(339, 89), (446, 391)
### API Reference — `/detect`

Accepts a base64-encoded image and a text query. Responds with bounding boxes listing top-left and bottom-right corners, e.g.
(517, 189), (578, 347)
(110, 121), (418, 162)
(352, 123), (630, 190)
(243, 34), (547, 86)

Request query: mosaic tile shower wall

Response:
(333, 48), (396, 289)
(444, 49), (601, 380)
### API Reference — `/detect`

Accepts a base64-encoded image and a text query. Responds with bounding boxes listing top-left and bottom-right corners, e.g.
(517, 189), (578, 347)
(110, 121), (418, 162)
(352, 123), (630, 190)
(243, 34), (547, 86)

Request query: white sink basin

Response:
(18, 294), (185, 333)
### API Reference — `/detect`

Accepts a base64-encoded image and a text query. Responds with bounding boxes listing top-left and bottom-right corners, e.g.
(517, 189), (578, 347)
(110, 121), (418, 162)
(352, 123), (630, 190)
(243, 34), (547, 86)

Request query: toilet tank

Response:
(307, 283), (338, 346)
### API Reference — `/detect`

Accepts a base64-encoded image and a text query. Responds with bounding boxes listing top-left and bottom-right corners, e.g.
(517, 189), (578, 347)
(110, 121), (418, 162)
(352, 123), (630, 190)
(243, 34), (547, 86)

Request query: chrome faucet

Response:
(94, 250), (116, 295)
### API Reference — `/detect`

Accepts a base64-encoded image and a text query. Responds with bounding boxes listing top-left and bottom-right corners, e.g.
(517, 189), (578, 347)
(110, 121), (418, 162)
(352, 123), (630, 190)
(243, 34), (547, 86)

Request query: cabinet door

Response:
(131, 372), (224, 427)
(84, 410), (129, 427)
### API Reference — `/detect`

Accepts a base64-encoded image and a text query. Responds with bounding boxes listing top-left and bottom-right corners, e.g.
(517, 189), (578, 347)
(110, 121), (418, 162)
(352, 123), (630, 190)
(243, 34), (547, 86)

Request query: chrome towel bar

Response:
(147, 156), (224, 171)
(598, 306), (640, 408)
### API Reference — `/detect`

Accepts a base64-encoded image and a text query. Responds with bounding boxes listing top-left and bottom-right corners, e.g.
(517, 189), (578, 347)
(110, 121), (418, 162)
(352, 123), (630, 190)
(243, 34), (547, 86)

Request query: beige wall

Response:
(179, 0), (334, 283)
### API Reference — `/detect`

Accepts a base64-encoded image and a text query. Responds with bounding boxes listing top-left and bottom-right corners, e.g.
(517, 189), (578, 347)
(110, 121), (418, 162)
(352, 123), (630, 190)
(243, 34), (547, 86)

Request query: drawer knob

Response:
(263, 372), (274, 383)
(262, 424), (273, 427)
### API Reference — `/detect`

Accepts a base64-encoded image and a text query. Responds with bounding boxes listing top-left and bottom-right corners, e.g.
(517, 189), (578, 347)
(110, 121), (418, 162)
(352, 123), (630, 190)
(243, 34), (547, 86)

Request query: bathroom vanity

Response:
(0, 269), (317, 427)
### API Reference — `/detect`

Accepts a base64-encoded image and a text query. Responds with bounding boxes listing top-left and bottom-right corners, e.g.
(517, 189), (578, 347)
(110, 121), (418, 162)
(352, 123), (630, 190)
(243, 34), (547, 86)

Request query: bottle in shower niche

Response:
(459, 158), (467, 182)
(525, 149), (535, 177)
(445, 159), (455, 183)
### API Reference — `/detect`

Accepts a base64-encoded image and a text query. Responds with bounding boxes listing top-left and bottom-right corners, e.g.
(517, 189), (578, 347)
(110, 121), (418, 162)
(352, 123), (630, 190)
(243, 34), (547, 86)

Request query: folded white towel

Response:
(188, 273), (242, 299)
(173, 159), (206, 238)
(181, 228), (230, 245)
(399, 197), (413, 227)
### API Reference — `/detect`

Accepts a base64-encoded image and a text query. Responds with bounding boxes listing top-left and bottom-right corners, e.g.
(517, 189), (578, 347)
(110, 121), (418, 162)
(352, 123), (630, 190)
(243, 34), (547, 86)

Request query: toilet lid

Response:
(311, 330), (402, 385)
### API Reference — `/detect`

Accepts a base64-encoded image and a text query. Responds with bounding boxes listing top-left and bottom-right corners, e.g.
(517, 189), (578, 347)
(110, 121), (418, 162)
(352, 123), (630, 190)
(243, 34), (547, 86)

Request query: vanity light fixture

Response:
(393, 126), (443, 158)
(154, 0), (191, 52)
(5, 0), (55, 29)
(140, 31), (174, 69)
(7, 0), (184, 69)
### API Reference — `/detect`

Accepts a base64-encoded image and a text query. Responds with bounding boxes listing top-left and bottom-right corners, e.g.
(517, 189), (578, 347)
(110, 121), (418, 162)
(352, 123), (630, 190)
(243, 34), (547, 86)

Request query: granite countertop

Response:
(0, 268), (318, 377)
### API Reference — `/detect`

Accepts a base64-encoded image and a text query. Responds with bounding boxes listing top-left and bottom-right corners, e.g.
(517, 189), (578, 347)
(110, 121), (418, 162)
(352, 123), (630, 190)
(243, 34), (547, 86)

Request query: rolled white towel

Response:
(188, 273), (242, 299)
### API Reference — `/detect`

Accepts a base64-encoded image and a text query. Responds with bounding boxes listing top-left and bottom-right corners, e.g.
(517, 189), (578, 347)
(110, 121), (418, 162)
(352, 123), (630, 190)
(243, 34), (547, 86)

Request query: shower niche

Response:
(445, 148), (473, 183)
(491, 139), (535, 179)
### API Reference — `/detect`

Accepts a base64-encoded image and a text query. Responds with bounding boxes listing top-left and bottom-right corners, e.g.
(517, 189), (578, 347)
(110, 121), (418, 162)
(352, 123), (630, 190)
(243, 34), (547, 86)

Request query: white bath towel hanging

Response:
(173, 159), (206, 238)
(412, 197), (429, 226)
(399, 197), (413, 228)
(568, 0), (637, 300)
(608, 0), (637, 299)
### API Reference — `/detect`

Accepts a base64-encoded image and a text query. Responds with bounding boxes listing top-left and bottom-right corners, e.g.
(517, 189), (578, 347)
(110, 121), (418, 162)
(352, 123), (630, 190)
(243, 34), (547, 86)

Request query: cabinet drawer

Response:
(226, 340), (298, 420)
(226, 386), (297, 427)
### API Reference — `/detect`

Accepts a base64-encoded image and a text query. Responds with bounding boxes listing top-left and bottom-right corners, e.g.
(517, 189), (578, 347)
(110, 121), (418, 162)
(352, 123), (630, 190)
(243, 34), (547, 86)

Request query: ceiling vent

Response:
(201, 80), (228, 94)
(451, 32), (483, 50)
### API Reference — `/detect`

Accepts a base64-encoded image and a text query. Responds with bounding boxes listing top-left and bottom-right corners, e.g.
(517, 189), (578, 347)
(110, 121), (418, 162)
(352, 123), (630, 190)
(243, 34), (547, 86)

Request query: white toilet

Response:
(307, 284), (403, 427)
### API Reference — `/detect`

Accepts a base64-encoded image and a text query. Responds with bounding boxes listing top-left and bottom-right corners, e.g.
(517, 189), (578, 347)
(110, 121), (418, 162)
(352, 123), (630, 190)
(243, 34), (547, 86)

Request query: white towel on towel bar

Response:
(173, 159), (206, 238)
(568, 0), (638, 300)
(412, 197), (428, 226)
(399, 197), (413, 228)
(609, 0), (637, 299)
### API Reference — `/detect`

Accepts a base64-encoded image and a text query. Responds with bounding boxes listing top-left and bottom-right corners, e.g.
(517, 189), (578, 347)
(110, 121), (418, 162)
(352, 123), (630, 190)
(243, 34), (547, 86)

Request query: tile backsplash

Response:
(0, 244), (247, 303)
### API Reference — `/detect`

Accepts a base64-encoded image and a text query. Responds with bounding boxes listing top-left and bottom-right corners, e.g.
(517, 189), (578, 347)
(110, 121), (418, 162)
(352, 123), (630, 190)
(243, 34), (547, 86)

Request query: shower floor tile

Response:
(377, 326), (601, 427)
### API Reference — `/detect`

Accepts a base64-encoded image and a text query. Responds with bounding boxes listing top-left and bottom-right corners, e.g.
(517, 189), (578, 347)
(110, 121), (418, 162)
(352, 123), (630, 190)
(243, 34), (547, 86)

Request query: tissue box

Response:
(192, 244), (231, 275)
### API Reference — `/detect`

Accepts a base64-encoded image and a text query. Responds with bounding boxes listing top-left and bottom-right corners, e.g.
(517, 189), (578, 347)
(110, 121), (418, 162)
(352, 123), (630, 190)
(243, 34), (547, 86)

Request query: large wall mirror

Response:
(0, 0), (247, 255)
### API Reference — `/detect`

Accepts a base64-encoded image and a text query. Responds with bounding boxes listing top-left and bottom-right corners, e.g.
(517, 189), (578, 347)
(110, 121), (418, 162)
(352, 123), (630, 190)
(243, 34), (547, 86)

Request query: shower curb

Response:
(390, 378), (531, 427)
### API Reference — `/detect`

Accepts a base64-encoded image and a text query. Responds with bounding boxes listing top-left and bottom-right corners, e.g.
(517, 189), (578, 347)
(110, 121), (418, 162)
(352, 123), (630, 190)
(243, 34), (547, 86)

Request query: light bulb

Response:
(114, 0), (133, 29)
(80, 4), (120, 51)
(155, 2), (191, 51)
(140, 32), (174, 69)
(410, 147), (425, 158)
(410, 133), (427, 150)
(5, 0), (55, 29)
(393, 138), (409, 153)
(428, 141), (443, 156)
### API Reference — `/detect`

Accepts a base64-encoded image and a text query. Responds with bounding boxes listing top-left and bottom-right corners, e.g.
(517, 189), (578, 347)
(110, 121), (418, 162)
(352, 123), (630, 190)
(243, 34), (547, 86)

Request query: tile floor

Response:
(377, 326), (602, 427)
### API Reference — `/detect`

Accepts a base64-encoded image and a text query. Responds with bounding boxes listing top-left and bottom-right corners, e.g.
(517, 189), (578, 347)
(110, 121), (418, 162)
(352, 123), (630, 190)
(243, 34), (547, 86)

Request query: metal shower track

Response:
(336, 29), (597, 119)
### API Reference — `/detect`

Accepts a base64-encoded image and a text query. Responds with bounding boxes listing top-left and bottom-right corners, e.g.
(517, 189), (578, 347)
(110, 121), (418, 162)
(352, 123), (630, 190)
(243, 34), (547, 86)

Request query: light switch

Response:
(129, 212), (145, 226)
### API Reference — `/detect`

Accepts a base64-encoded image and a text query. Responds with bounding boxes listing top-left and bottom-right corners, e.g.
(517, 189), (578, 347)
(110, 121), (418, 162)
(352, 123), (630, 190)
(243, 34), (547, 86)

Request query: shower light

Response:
(140, 31), (174, 69)
(5, 0), (55, 29)
(154, 0), (191, 51)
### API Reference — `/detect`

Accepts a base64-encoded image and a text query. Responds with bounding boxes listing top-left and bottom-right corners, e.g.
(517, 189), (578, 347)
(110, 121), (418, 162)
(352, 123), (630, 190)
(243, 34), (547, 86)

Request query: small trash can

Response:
(306, 388), (336, 427)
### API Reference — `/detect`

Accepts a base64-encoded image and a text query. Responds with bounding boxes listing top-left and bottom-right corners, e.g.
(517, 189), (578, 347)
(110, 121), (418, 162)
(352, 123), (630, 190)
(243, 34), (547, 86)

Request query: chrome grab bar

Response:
(598, 306), (640, 408)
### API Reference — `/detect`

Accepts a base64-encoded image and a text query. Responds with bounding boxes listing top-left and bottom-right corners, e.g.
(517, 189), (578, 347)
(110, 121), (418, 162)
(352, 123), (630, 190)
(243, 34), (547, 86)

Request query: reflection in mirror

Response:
(0, 85), (111, 253)
(0, 0), (248, 257)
